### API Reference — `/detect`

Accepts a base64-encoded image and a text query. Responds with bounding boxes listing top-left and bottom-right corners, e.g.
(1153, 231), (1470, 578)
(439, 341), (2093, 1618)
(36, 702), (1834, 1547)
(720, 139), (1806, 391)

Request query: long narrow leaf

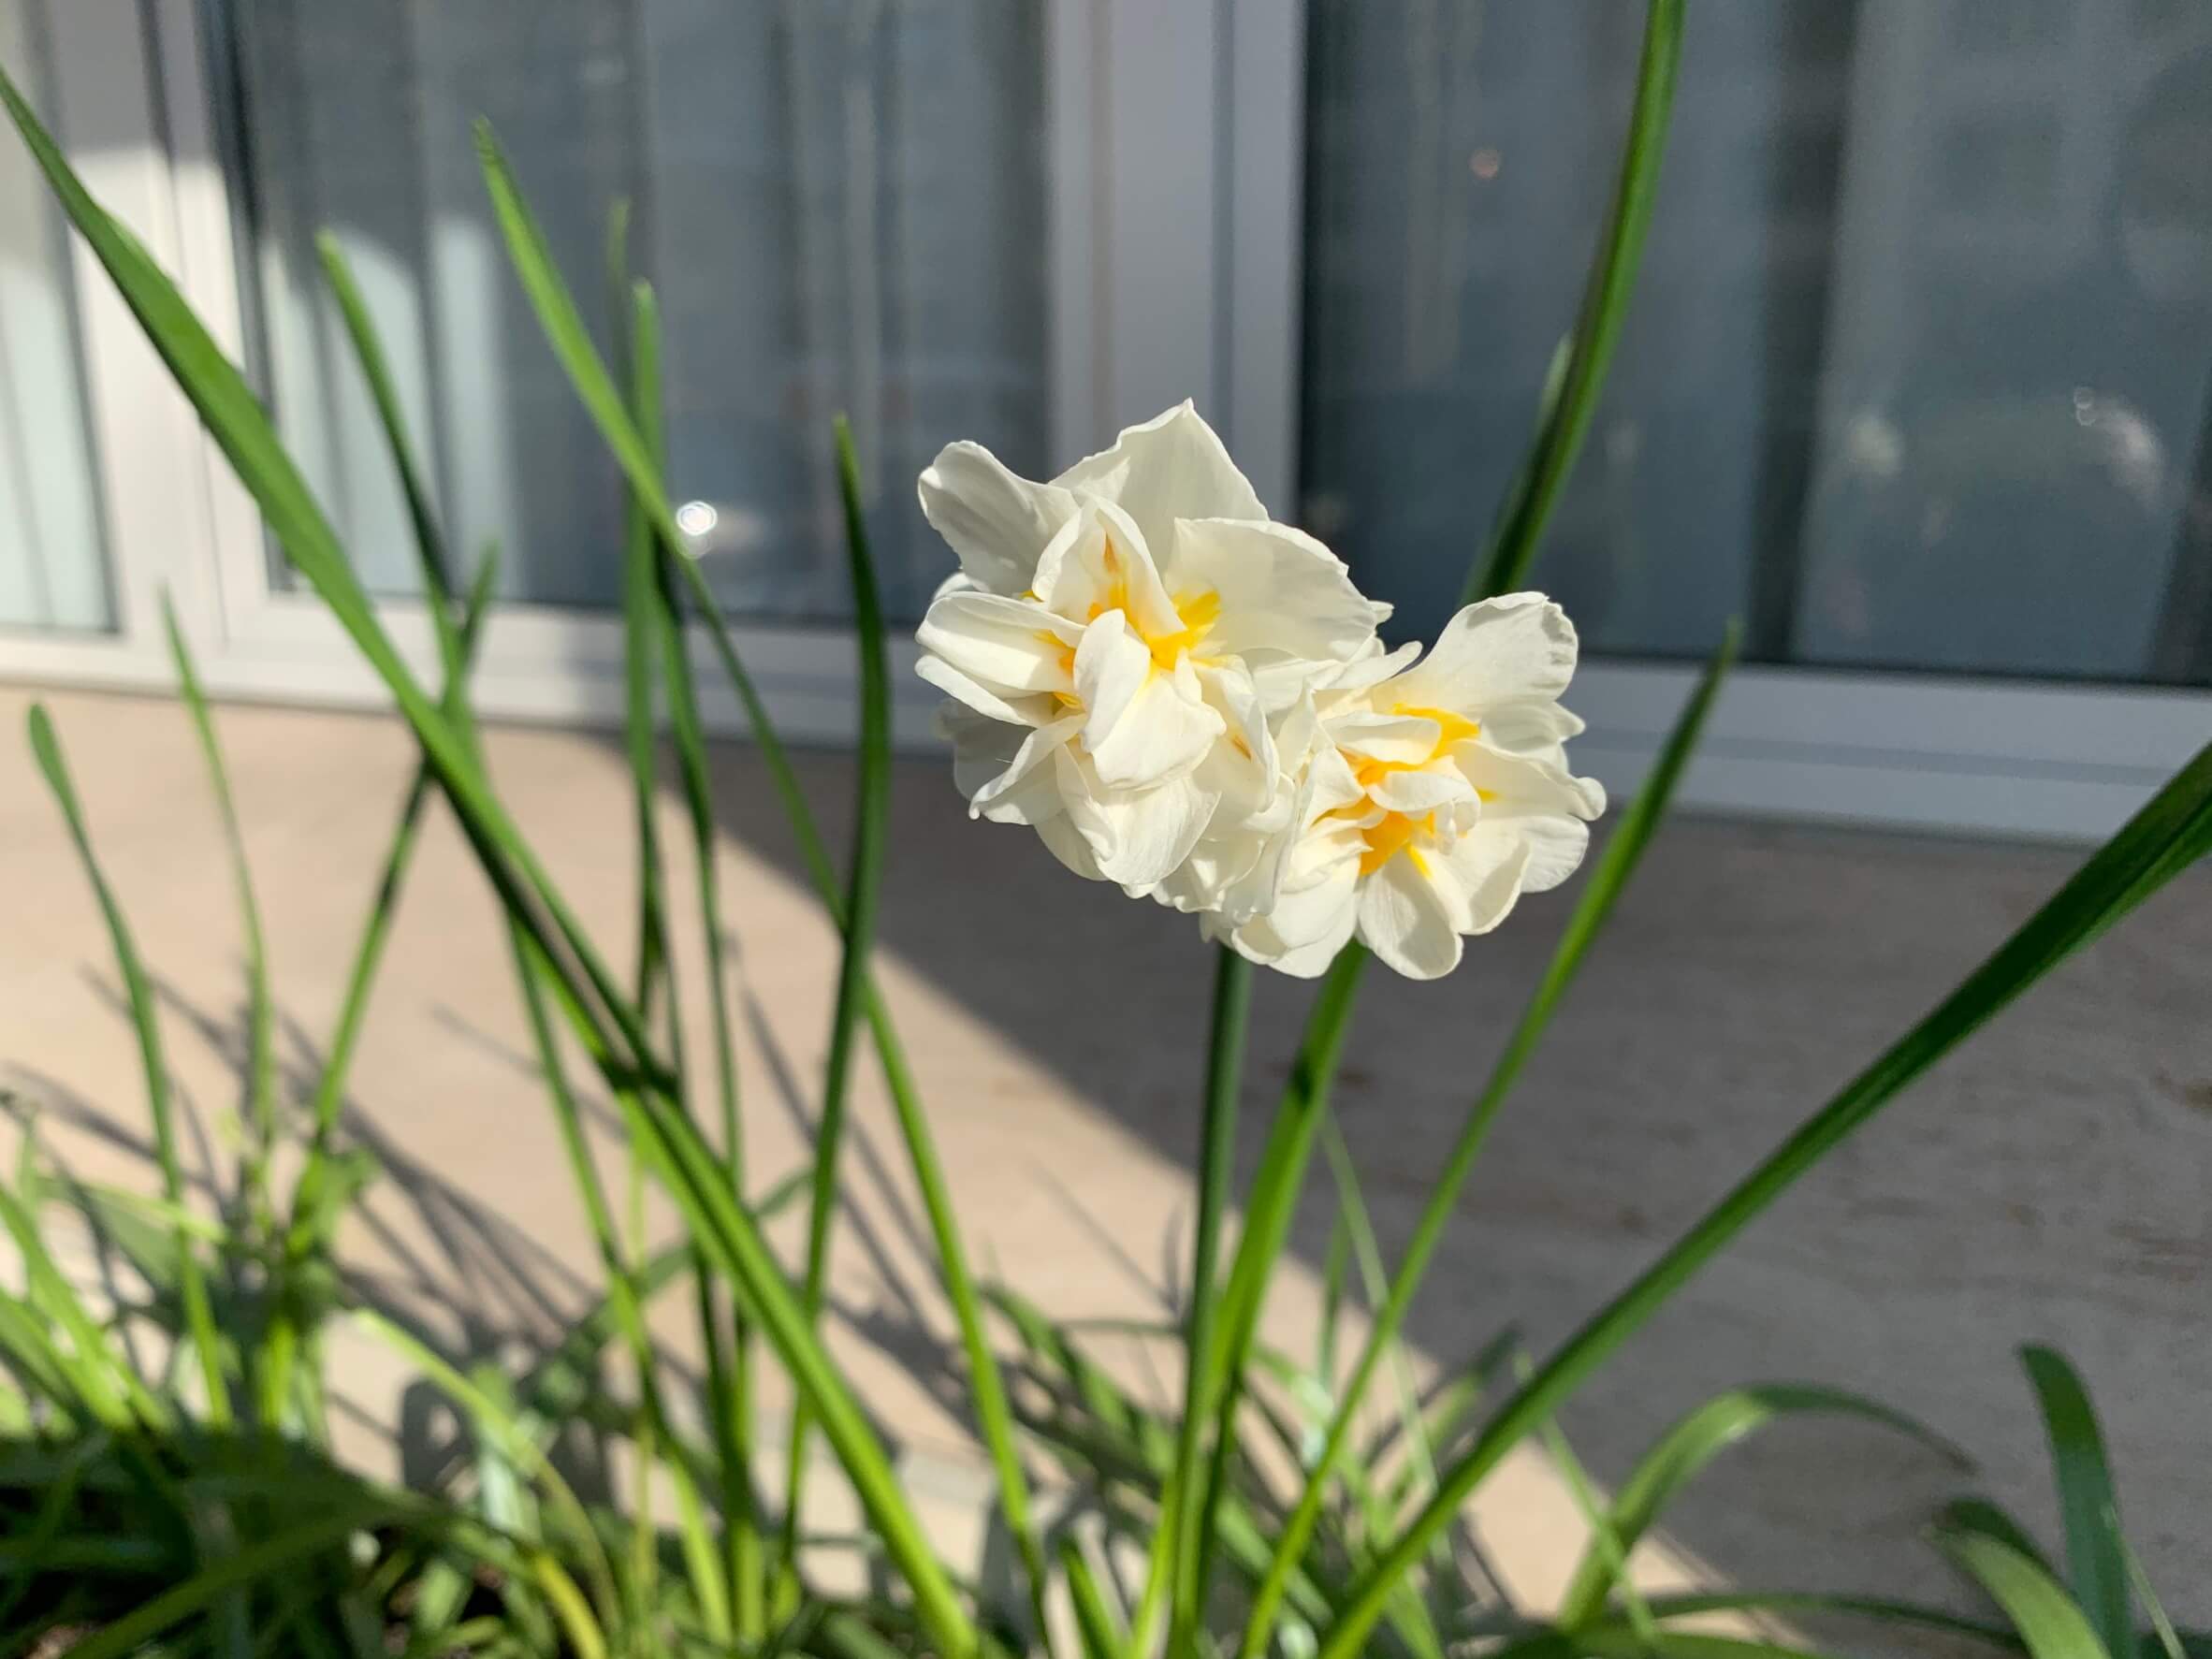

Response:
(783, 415), (899, 1589)
(1554, 1381), (1964, 1630)
(621, 1087), (976, 1657)
(25, 705), (226, 1426)
(2020, 1346), (2132, 1659)
(1319, 739), (2212, 1659)
(160, 599), (277, 1251)
(1935, 1524), (2111, 1659)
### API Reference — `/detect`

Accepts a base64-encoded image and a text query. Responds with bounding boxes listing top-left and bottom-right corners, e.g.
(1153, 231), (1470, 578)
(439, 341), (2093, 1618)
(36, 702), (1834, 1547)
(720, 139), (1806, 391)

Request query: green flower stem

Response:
(1184, 946), (1367, 1629)
(1164, 946), (1254, 1657)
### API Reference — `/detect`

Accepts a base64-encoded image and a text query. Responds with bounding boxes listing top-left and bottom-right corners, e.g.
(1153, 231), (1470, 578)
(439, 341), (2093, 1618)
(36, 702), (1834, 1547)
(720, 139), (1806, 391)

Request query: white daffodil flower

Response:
(914, 402), (1387, 891)
(1211, 594), (1607, 982)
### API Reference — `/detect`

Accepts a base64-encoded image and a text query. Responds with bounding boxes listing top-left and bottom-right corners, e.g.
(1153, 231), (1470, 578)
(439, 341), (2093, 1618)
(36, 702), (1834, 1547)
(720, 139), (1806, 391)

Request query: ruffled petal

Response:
(1033, 500), (1184, 641)
(1075, 611), (1224, 788)
(1453, 742), (1607, 820)
(1468, 804), (1590, 893)
(1051, 401), (1267, 553)
(917, 441), (1075, 595)
(1164, 517), (1379, 665)
(1069, 767), (1221, 889)
(1356, 855), (1463, 981)
(1365, 764), (1477, 816)
(1429, 832), (1532, 935)
(915, 655), (1055, 727)
(1389, 592), (1579, 712)
(917, 590), (1080, 697)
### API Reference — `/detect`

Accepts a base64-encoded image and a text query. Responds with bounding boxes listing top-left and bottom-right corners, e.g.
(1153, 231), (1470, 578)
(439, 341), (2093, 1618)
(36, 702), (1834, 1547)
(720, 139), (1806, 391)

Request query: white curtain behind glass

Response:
(1301, 0), (2212, 685)
(223, 0), (1049, 624)
(0, 0), (112, 634)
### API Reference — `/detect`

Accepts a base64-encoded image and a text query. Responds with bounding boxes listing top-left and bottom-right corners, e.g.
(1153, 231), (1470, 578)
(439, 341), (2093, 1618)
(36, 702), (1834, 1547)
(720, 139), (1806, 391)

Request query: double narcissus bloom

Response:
(914, 402), (1604, 981)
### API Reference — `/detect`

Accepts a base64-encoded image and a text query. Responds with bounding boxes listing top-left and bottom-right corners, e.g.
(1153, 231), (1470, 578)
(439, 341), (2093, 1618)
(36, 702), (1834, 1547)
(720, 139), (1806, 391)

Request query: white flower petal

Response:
(1431, 833), (1532, 935)
(1317, 638), (1423, 695)
(1356, 854), (1463, 981)
(1078, 770), (1221, 889)
(915, 654), (1055, 727)
(917, 441), (1075, 596)
(917, 591), (1079, 697)
(1075, 610), (1223, 788)
(1365, 765), (1477, 816)
(1033, 500), (1183, 640)
(969, 715), (1084, 822)
(1479, 700), (1587, 757)
(1035, 800), (1105, 880)
(1166, 518), (1378, 664)
(1389, 592), (1579, 712)
(1455, 742), (1607, 820)
(1469, 806), (1590, 893)
(1052, 401), (1267, 552)
(1328, 711), (1443, 765)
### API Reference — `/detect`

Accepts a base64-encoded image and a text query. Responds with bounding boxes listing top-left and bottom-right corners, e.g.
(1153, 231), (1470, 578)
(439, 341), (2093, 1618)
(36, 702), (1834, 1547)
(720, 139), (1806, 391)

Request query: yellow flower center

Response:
(1334, 703), (1489, 875)
(1359, 809), (1434, 876)
(1041, 537), (1223, 711)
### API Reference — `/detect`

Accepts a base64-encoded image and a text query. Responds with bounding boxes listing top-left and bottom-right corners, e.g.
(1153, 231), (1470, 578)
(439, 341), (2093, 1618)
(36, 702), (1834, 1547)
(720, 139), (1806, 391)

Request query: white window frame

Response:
(4, 0), (2206, 842)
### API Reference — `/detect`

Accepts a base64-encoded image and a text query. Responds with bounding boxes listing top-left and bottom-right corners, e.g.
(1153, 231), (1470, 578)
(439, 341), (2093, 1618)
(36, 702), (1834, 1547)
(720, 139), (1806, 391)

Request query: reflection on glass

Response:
(1302, 0), (2212, 685)
(221, 0), (1050, 625)
(0, 0), (114, 634)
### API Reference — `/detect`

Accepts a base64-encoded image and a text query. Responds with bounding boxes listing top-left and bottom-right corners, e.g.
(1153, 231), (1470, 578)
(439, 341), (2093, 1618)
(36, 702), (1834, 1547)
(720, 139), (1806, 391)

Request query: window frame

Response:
(5, 0), (2206, 840)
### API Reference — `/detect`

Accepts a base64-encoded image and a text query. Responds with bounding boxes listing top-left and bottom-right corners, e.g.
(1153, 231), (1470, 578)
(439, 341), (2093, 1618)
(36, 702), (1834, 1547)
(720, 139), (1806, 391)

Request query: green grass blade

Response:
(1319, 1111), (1446, 1529)
(1613, 1591), (2025, 1652)
(1240, 628), (1736, 1658)
(295, 553), (497, 1185)
(1935, 1524), (2112, 1659)
(1462, 0), (1684, 604)
(1942, 1498), (2058, 1575)
(313, 232), (460, 660)
(1554, 1381), (1965, 1631)
(618, 273), (748, 1645)
(2115, 1520), (2186, 1659)
(618, 1087), (977, 1659)
(507, 926), (731, 1642)
(25, 704), (227, 1428)
(159, 598), (278, 1253)
(1319, 739), (2212, 1659)
(1162, 948), (1254, 1658)
(0, 1188), (152, 1432)
(353, 1306), (619, 1621)
(649, 479), (765, 1649)
(781, 416), (899, 1589)
(0, 67), (662, 1099)
(1061, 1536), (1128, 1659)
(2020, 1346), (2133, 1659)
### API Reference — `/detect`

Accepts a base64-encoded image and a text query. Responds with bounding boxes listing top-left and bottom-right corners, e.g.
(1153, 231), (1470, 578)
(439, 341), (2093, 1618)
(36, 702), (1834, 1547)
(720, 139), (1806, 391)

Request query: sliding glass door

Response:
(1302, 0), (2212, 687)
